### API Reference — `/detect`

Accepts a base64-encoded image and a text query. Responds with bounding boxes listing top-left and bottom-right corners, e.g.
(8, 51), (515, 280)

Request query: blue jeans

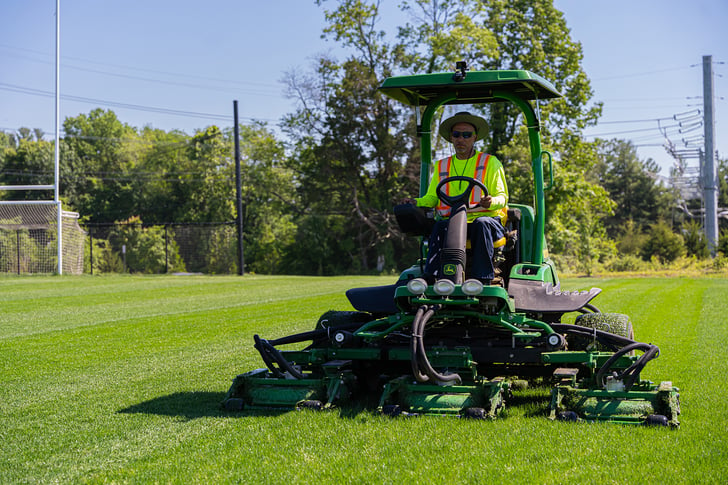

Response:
(424, 216), (505, 280)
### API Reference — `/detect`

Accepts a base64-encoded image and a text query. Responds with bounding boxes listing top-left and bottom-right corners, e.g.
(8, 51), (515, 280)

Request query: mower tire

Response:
(570, 313), (634, 351)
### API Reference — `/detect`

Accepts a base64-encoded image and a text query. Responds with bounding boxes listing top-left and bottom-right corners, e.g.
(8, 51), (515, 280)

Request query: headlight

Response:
(406, 278), (428, 294)
(462, 279), (484, 296)
(433, 279), (456, 296)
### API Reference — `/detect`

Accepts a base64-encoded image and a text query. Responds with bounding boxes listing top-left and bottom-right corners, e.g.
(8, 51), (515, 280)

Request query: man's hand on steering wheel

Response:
(436, 176), (489, 209)
(478, 195), (493, 209)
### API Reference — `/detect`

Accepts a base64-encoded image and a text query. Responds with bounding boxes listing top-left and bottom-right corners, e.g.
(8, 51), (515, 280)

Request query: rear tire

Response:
(315, 310), (371, 331)
(570, 313), (634, 351)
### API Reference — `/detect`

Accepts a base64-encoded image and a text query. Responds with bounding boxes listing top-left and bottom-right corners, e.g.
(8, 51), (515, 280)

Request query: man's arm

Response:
(401, 170), (439, 208)
(485, 157), (508, 210)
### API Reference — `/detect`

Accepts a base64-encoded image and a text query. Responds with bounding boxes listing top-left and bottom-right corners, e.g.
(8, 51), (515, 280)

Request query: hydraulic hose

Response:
(550, 323), (636, 351)
(410, 305), (462, 385)
(595, 342), (660, 391)
(549, 323), (662, 391)
(254, 334), (305, 380)
(579, 303), (601, 314)
(410, 307), (430, 383)
(253, 334), (284, 378)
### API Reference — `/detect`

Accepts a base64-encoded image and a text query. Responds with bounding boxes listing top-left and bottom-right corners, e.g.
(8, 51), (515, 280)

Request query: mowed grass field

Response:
(1, 274), (727, 484)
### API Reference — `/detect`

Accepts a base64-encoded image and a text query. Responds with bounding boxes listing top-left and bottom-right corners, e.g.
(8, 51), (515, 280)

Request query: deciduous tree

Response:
(62, 109), (137, 222)
(285, 0), (417, 273)
(595, 139), (672, 238)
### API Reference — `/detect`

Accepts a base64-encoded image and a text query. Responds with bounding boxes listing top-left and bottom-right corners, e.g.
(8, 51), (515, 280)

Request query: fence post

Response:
(16, 230), (20, 275)
(165, 224), (169, 274)
(89, 226), (94, 275)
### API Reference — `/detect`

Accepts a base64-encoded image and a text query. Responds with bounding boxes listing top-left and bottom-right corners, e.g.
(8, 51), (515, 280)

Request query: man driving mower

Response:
(402, 111), (509, 284)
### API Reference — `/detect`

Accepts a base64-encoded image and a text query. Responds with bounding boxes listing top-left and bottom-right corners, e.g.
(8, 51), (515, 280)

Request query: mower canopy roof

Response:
(379, 69), (562, 106)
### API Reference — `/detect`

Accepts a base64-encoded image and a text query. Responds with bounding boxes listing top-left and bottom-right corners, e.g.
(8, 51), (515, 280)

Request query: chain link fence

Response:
(0, 203), (85, 275)
(83, 222), (239, 275)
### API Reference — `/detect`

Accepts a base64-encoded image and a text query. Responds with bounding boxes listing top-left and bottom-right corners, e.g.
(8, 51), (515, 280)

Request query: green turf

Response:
(1, 275), (727, 483)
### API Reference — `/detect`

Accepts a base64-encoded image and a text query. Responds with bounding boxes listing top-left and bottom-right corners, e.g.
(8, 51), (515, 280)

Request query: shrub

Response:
(718, 229), (728, 256)
(713, 252), (728, 271)
(615, 219), (647, 256)
(640, 220), (685, 263)
(606, 254), (649, 272)
(683, 219), (709, 259)
(85, 238), (124, 274)
(108, 217), (185, 274)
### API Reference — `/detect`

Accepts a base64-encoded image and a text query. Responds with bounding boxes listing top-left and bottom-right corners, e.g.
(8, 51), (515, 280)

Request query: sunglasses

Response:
(451, 131), (474, 139)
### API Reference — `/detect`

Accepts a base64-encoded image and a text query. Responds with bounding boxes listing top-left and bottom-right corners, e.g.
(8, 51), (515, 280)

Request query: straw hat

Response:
(438, 111), (488, 141)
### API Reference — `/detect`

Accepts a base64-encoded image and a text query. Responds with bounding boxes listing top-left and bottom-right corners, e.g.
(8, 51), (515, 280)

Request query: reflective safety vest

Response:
(435, 153), (505, 221)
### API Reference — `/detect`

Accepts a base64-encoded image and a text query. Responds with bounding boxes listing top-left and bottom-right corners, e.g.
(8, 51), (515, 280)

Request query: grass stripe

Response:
(1, 275), (726, 483)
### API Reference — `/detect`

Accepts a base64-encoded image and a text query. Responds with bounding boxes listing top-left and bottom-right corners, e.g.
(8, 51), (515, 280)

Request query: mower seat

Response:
(346, 283), (401, 315)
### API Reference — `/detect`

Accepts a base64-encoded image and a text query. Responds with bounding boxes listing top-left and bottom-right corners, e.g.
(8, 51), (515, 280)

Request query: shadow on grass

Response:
(118, 392), (228, 419)
(118, 392), (289, 420)
(117, 389), (550, 421)
(117, 391), (378, 421)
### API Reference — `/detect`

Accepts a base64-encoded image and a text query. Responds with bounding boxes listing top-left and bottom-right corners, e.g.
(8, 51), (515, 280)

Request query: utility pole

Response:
(234, 100), (244, 275)
(702, 55), (719, 256)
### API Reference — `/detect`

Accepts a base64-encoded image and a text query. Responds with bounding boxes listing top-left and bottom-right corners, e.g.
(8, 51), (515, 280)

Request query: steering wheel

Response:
(435, 176), (489, 209)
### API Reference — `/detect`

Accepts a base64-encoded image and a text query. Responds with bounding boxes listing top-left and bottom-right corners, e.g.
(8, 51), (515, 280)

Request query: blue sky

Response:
(1, 0), (725, 176)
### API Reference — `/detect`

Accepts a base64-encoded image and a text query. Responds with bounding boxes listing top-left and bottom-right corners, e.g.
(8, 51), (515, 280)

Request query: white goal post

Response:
(0, 0), (67, 274)
(0, 200), (85, 275)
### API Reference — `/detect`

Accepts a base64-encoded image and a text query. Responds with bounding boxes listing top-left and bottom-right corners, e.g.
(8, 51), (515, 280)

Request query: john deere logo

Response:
(443, 264), (457, 276)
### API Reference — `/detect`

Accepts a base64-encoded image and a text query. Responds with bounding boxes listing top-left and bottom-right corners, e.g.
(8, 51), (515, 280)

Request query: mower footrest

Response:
(509, 279), (601, 313)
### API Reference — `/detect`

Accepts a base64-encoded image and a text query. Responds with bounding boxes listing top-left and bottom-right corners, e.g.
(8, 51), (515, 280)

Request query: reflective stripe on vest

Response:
(435, 153), (491, 217)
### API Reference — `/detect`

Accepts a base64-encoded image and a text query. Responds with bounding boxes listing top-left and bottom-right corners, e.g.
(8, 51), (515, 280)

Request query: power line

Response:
(0, 82), (275, 123)
(1, 169), (235, 184)
(595, 116), (675, 124)
(0, 42), (281, 94)
(593, 65), (695, 81)
(585, 123), (679, 137)
(1, 126), (277, 147)
(59, 63), (282, 97)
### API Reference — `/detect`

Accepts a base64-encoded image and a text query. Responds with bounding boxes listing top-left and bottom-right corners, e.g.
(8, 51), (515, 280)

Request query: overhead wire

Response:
(585, 124), (679, 137)
(1, 169), (234, 184)
(0, 43), (281, 125)
(592, 65), (694, 81)
(0, 43), (281, 94)
(0, 82), (272, 123)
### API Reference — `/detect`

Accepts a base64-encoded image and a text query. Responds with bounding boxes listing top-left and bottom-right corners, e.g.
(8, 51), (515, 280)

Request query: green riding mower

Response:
(222, 64), (680, 427)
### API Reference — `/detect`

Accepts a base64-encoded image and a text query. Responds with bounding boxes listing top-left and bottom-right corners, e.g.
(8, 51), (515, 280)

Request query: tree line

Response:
(1, 0), (726, 275)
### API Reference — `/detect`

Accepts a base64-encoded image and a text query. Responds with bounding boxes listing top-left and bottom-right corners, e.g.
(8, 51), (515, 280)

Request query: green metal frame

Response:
(379, 69), (561, 264)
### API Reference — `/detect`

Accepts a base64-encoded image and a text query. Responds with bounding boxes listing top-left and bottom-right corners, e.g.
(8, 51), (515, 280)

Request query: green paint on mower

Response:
(222, 64), (680, 427)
